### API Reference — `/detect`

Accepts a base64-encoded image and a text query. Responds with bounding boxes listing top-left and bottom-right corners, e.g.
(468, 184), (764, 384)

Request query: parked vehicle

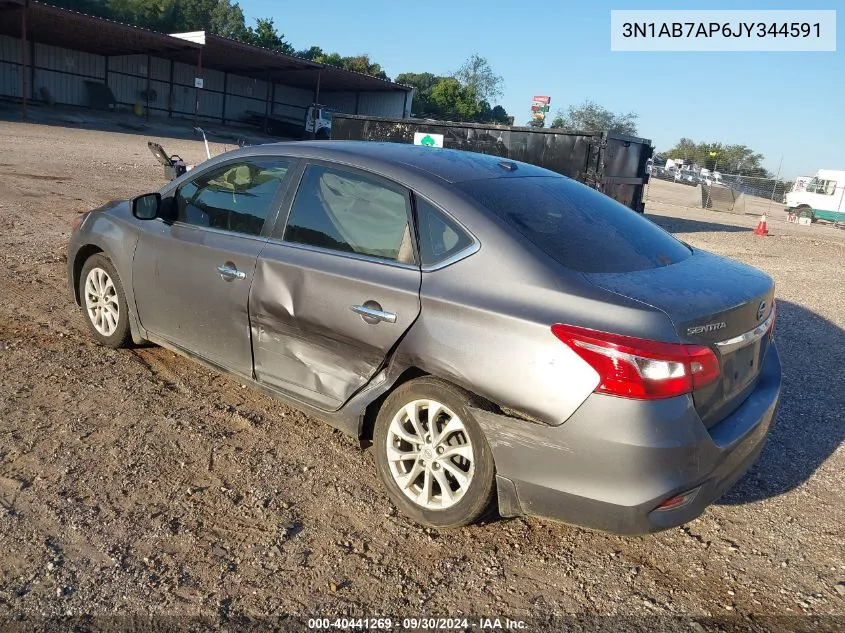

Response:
(665, 158), (686, 172)
(784, 169), (845, 222)
(243, 103), (336, 139)
(330, 114), (653, 213)
(679, 169), (700, 186)
(68, 142), (781, 534)
(651, 166), (676, 182)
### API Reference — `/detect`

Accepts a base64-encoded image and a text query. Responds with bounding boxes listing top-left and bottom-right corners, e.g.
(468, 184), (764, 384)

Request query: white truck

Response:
(244, 104), (336, 139)
(784, 169), (845, 223)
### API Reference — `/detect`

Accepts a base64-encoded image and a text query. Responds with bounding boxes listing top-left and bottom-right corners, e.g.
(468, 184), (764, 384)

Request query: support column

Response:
(263, 71), (271, 134)
(30, 36), (35, 103)
(221, 72), (228, 124)
(193, 47), (203, 126)
(167, 59), (174, 118)
(20, 2), (28, 120)
(311, 70), (321, 139)
(145, 54), (151, 122)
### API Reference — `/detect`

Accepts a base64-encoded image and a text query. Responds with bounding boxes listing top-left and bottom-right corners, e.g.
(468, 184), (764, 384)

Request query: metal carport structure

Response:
(0, 1), (412, 129)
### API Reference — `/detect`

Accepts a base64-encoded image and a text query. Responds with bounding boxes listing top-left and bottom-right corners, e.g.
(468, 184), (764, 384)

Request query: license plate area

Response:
(721, 337), (767, 399)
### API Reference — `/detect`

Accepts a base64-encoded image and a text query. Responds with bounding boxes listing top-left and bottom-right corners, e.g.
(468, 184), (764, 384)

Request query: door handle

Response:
(217, 264), (246, 281)
(350, 304), (397, 324)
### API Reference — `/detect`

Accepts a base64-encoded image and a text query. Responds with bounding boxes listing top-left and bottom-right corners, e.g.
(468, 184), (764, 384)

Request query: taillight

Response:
(551, 323), (720, 400)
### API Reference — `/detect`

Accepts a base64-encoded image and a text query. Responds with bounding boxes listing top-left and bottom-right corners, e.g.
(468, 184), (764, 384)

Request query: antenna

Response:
(194, 127), (211, 160)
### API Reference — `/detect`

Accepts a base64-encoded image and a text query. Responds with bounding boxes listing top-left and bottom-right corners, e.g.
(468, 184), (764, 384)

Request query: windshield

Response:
(458, 176), (692, 273)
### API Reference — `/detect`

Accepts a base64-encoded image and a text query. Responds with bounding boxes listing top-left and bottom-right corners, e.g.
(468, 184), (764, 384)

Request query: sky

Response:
(243, 0), (844, 179)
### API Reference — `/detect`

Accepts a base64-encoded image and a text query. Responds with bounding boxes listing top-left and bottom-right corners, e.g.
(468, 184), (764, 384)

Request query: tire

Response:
(373, 377), (496, 528)
(79, 253), (132, 348)
(796, 206), (816, 223)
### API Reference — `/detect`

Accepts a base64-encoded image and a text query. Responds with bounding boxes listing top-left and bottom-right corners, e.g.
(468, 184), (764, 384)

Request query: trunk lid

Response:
(585, 249), (775, 427)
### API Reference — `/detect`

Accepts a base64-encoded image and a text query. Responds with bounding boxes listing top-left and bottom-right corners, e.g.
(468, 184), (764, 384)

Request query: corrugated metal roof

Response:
(0, 2), (201, 56)
(0, 1), (410, 93)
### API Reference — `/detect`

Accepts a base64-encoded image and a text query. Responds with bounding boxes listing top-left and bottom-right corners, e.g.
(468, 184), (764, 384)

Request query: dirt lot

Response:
(0, 120), (843, 631)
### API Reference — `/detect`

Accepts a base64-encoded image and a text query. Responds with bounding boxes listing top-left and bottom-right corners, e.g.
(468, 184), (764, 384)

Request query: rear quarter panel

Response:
(392, 188), (680, 426)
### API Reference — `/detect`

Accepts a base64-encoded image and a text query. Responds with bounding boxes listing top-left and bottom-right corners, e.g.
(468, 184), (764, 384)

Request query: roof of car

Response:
(254, 140), (559, 184)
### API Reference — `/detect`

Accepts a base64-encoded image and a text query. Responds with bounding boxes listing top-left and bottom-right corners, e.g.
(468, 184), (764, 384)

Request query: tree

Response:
(395, 72), (441, 115)
(296, 46), (324, 60)
(247, 17), (294, 53)
(342, 55), (388, 80)
(665, 137), (698, 164)
(550, 100), (638, 135)
(490, 105), (509, 124)
(313, 52), (389, 80)
(663, 139), (769, 176)
(429, 78), (480, 120)
(395, 72), (440, 92)
(211, 0), (250, 41)
(453, 54), (503, 105)
(106, 0), (184, 31)
(55, 0), (296, 52)
(397, 71), (509, 123)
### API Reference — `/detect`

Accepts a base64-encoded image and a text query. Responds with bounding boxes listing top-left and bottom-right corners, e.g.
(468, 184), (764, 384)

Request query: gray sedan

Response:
(67, 141), (781, 534)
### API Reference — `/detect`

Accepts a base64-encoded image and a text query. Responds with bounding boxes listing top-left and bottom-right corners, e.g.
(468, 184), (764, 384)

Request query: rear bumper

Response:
(474, 344), (781, 535)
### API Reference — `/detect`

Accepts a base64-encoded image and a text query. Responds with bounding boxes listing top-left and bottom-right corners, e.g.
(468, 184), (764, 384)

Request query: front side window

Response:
(283, 165), (415, 264)
(175, 159), (290, 236)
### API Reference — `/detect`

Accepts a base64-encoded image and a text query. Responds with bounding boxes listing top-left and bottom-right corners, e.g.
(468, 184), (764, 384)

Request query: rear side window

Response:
(457, 176), (691, 273)
(176, 160), (290, 236)
(283, 165), (415, 264)
(415, 197), (474, 267)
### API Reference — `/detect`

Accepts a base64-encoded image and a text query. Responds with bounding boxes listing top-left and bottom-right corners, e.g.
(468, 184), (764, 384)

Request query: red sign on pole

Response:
(532, 95), (551, 104)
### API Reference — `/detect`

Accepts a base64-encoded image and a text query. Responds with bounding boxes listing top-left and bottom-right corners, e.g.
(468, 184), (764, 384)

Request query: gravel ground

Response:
(0, 120), (843, 632)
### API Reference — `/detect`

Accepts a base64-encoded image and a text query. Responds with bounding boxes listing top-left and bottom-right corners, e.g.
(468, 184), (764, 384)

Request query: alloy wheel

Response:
(385, 399), (475, 510)
(84, 267), (120, 337)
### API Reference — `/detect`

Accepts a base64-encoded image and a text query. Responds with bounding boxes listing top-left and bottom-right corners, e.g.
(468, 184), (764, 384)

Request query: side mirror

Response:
(132, 192), (161, 220)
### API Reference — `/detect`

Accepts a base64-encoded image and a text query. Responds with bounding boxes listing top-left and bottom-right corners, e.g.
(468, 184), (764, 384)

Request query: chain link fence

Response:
(645, 165), (793, 217)
(701, 173), (790, 216)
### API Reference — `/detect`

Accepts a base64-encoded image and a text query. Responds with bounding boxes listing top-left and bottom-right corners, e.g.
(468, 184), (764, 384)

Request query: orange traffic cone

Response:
(754, 213), (769, 236)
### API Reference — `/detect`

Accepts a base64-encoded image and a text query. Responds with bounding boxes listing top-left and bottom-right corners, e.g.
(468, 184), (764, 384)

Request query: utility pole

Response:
(767, 155), (784, 214)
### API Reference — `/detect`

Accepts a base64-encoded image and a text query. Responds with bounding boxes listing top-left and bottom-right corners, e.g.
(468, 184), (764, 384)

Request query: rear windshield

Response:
(457, 176), (692, 273)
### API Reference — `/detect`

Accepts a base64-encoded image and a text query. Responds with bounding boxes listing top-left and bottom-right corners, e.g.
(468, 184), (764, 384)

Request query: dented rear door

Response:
(249, 163), (422, 411)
